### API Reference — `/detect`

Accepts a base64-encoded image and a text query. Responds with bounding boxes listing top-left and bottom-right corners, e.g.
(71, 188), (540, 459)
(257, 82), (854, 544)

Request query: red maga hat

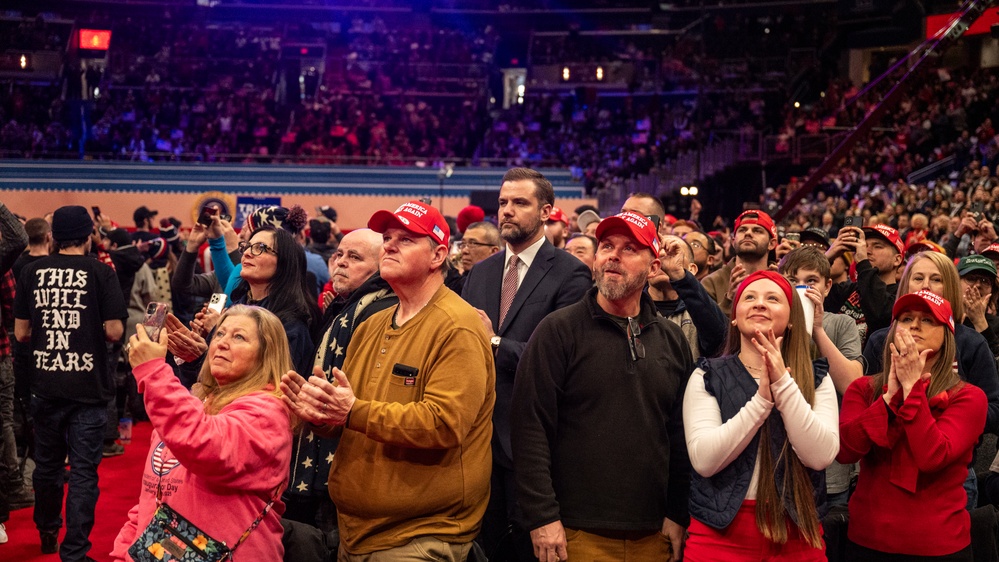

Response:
(595, 211), (661, 255)
(368, 201), (450, 247)
(892, 289), (954, 332)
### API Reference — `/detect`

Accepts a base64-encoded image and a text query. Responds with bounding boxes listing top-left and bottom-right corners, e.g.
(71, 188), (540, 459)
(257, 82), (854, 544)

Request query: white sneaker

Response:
(0, 522), (8, 544)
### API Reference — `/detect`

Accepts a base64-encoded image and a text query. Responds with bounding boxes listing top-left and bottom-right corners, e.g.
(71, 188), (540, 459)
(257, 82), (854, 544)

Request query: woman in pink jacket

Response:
(112, 305), (295, 561)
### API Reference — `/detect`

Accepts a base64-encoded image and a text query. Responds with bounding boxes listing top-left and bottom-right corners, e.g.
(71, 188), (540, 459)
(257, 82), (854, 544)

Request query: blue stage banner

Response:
(235, 196), (282, 227)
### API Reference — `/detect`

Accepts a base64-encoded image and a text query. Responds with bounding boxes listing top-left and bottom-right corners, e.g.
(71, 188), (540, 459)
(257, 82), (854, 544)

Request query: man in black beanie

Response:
(14, 205), (127, 559)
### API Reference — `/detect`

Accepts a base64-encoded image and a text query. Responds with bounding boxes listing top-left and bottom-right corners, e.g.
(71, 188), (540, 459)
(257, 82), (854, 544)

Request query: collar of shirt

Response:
(505, 234), (545, 272)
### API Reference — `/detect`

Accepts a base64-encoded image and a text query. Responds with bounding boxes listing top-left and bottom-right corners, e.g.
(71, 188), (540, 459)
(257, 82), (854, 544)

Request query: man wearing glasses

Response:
(511, 211), (692, 562)
(447, 221), (501, 294)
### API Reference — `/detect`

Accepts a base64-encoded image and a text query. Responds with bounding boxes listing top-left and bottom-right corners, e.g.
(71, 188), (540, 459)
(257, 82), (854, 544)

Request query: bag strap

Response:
(155, 461), (282, 555)
(228, 484), (283, 554)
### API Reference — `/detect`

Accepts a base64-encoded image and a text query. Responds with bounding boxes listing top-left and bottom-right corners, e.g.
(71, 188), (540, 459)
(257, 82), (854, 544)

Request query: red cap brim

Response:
(368, 210), (432, 239)
(892, 292), (954, 332)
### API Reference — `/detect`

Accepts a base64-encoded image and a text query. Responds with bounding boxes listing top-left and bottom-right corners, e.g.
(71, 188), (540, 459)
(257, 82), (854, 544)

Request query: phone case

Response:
(143, 302), (170, 341)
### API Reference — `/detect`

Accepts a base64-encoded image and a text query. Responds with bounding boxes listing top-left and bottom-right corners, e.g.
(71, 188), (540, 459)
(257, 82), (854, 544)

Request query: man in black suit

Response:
(462, 168), (592, 561)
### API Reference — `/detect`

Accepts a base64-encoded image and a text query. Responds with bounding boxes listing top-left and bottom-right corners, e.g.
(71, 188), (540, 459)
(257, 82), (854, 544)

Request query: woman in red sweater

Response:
(839, 290), (986, 561)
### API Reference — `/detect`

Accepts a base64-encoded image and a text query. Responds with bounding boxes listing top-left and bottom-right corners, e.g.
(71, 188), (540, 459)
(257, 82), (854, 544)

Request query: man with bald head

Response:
(283, 228), (399, 532)
(621, 192), (669, 238)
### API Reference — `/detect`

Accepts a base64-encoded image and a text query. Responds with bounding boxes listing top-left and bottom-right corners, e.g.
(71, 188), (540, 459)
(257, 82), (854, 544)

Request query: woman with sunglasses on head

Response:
(231, 226), (321, 376)
(839, 291), (986, 561)
(683, 271), (839, 561)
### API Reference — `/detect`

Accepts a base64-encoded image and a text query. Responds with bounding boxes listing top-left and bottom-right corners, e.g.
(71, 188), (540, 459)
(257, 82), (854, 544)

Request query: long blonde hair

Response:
(725, 289), (823, 548)
(195, 305), (294, 423)
(897, 251), (964, 321)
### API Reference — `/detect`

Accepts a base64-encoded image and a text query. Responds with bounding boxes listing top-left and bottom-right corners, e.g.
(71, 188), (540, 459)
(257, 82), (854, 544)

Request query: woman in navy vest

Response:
(839, 291), (986, 561)
(683, 270), (839, 561)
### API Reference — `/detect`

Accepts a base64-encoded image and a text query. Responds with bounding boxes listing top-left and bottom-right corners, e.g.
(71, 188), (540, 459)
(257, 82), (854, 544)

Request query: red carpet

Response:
(4, 421), (153, 561)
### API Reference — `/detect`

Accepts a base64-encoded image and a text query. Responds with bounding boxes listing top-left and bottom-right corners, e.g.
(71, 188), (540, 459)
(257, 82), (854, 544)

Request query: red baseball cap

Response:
(981, 243), (999, 259)
(863, 224), (904, 255)
(892, 290), (954, 332)
(596, 211), (661, 255)
(368, 201), (450, 247)
(734, 210), (777, 239)
(547, 206), (569, 226)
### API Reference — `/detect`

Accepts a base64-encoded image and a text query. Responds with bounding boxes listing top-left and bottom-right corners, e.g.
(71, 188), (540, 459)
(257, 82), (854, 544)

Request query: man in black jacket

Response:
(824, 224), (902, 346)
(512, 212), (691, 562)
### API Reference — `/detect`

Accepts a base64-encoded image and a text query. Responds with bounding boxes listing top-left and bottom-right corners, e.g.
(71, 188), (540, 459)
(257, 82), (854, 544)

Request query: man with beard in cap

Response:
(701, 210), (778, 315)
(14, 206), (127, 559)
(512, 211), (692, 562)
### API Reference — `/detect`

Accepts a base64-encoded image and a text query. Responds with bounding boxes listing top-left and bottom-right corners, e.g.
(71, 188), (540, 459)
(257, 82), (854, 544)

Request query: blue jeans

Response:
(965, 465), (978, 511)
(0, 357), (13, 523)
(31, 397), (106, 562)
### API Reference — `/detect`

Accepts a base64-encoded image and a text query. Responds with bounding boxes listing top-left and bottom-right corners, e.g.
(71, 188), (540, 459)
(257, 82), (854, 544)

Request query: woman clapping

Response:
(839, 291), (986, 561)
(683, 271), (839, 561)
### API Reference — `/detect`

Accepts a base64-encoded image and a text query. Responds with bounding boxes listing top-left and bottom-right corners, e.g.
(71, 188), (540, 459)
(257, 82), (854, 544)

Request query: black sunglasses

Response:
(627, 317), (645, 360)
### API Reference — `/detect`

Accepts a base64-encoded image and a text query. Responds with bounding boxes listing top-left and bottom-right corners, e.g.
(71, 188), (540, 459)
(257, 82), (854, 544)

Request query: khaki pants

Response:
(565, 527), (672, 561)
(338, 537), (473, 562)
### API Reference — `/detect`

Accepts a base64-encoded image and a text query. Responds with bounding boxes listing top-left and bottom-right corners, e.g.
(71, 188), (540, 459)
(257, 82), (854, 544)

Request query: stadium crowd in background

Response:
(7, 1), (999, 561)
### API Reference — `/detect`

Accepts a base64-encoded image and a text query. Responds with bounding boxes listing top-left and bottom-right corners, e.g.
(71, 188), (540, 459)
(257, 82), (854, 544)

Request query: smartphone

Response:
(91, 206), (101, 218)
(785, 232), (800, 243)
(645, 214), (661, 230)
(418, 197), (432, 205)
(844, 216), (863, 228)
(207, 293), (227, 314)
(197, 206), (220, 227)
(142, 302), (170, 341)
(971, 202), (985, 220)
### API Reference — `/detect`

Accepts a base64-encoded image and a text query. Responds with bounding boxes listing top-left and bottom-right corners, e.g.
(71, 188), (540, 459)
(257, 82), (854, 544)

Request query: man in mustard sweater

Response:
(283, 201), (496, 561)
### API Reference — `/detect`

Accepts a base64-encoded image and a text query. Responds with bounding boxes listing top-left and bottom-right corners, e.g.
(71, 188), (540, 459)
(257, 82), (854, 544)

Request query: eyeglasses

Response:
(687, 240), (705, 250)
(627, 317), (645, 360)
(238, 241), (277, 256)
(963, 275), (994, 290)
(457, 240), (498, 250)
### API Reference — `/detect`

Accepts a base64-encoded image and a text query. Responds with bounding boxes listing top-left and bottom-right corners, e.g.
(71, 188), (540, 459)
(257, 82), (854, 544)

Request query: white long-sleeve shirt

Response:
(683, 368), (840, 499)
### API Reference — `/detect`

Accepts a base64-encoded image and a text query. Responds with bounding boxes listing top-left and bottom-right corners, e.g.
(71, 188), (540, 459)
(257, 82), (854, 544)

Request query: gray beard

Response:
(596, 271), (646, 301)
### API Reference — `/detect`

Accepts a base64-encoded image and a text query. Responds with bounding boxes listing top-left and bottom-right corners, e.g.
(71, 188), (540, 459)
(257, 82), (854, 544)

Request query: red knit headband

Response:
(733, 270), (794, 307)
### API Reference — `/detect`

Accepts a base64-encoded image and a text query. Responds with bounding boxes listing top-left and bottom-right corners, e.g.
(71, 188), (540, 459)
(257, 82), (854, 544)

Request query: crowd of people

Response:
(0, 3), (842, 185)
(5, 3), (999, 558)
(2, 157), (999, 561)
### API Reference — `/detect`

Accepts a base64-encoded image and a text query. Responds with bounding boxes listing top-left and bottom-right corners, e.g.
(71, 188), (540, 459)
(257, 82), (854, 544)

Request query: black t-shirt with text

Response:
(14, 254), (127, 404)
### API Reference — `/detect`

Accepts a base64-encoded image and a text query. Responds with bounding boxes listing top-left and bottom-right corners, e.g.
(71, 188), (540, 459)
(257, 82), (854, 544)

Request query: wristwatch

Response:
(490, 336), (502, 351)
